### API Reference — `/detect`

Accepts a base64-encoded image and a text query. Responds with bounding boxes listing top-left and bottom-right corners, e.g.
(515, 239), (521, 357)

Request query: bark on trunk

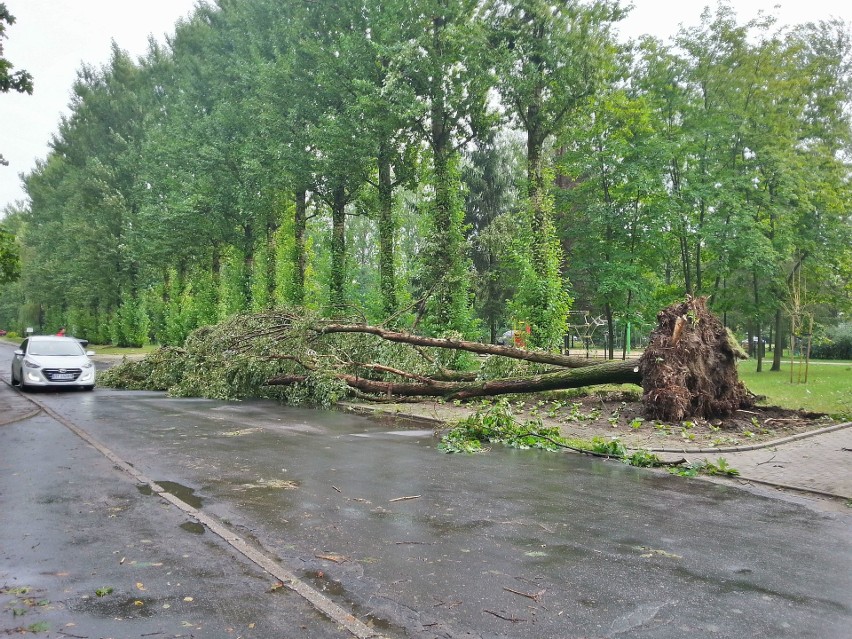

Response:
(292, 189), (307, 306)
(318, 323), (611, 369)
(771, 308), (783, 372)
(267, 358), (641, 401)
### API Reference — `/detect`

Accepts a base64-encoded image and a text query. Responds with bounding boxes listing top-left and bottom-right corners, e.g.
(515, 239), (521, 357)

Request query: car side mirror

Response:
(85, 351), (95, 357)
(13, 349), (23, 356)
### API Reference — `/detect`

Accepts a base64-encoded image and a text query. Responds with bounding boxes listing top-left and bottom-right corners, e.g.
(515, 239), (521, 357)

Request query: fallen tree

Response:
(266, 358), (641, 400)
(100, 296), (752, 420)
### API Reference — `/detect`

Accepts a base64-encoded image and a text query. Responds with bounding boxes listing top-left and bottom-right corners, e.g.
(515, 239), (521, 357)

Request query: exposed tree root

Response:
(639, 296), (753, 421)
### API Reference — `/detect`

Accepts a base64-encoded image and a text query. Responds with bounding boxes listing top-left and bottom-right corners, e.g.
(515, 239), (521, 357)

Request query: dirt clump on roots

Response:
(639, 296), (754, 422)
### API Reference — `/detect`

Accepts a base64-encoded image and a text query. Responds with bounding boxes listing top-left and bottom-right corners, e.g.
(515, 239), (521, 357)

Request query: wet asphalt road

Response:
(1, 347), (851, 638)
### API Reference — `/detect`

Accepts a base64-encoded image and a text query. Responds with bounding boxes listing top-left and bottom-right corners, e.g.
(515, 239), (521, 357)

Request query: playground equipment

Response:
(565, 311), (607, 357)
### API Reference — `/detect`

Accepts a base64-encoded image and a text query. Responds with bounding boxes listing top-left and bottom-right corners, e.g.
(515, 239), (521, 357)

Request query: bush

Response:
(810, 324), (852, 360)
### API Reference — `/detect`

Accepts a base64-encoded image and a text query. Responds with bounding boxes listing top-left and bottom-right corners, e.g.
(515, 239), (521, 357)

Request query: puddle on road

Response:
(71, 595), (159, 619)
(350, 429), (435, 438)
(136, 481), (203, 508)
(180, 521), (206, 535)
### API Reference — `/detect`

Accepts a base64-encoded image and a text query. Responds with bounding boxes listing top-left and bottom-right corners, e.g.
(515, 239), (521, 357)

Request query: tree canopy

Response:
(0, 0), (849, 361)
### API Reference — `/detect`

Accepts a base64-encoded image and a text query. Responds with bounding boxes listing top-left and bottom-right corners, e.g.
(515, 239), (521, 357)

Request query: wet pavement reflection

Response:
(21, 388), (852, 638)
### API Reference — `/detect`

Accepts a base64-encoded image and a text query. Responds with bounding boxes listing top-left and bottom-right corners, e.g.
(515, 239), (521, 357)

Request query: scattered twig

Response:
(315, 553), (348, 564)
(331, 485), (341, 493)
(516, 432), (687, 467)
(503, 586), (546, 602)
(484, 609), (526, 622)
(389, 495), (421, 502)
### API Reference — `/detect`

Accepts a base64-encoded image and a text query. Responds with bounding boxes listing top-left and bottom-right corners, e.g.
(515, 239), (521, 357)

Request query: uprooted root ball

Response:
(639, 296), (753, 421)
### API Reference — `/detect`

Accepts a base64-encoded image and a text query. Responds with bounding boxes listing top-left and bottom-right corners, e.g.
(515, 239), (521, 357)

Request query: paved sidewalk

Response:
(342, 400), (852, 505)
(674, 426), (852, 500)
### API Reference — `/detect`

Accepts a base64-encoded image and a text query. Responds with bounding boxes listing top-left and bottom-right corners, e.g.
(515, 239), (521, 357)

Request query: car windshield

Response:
(28, 341), (85, 356)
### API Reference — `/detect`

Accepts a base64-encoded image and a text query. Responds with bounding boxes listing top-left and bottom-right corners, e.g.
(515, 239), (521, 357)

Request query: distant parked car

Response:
(497, 329), (516, 346)
(10, 335), (96, 391)
(0, 329), (7, 336)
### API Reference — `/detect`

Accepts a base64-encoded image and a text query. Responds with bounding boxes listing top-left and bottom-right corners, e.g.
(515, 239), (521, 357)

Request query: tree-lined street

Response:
(1, 1), (849, 359)
(2, 344), (850, 638)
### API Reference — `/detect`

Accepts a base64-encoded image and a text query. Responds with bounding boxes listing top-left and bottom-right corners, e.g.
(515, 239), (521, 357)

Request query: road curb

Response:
(731, 475), (851, 501)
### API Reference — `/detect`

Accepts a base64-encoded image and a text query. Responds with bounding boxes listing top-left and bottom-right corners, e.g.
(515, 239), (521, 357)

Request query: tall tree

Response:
(558, 82), (667, 358)
(398, 0), (494, 335)
(463, 132), (523, 343)
(487, 0), (624, 348)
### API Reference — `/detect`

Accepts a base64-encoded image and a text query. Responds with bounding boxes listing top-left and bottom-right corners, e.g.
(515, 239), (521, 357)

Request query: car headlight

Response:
(23, 358), (41, 369)
(81, 361), (94, 369)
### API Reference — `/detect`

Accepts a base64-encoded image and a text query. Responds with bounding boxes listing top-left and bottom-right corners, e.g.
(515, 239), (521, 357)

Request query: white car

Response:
(11, 335), (96, 391)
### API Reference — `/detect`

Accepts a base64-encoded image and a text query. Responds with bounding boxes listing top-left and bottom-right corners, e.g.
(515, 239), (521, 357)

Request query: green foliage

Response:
(0, 0), (849, 362)
(281, 372), (350, 410)
(110, 293), (150, 348)
(625, 449), (665, 468)
(438, 402), (664, 469)
(101, 308), (455, 405)
(669, 457), (740, 478)
(589, 436), (627, 457)
(811, 324), (852, 360)
(439, 398), (569, 453)
(99, 346), (187, 391)
(0, 227), (20, 283)
(585, 437), (664, 468)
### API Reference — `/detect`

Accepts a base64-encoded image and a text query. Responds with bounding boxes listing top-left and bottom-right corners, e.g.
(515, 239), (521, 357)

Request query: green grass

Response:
(738, 361), (852, 419)
(1, 336), (157, 357)
(87, 344), (158, 356)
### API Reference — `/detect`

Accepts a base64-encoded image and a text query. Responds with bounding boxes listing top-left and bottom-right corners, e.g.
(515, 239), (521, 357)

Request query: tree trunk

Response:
(771, 308), (783, 372)
(110, 299), (752, 422)
(605, 303), (614, 360)
(377, 141), (397, 318)
(267, 358), (641, 401)
(329, 186), (347, 313)
(266, 222), (277, 309)
(292, 189), (307, 306)
(318, 323), (612, 369)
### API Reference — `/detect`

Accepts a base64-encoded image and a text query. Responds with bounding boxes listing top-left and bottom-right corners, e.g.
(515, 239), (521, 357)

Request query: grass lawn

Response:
(738, 360), (852, 419)
(87, 343), (159, 356)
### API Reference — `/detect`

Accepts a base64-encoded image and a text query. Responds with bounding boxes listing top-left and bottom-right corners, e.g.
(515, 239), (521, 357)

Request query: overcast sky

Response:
(1, 0), (850, 211)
